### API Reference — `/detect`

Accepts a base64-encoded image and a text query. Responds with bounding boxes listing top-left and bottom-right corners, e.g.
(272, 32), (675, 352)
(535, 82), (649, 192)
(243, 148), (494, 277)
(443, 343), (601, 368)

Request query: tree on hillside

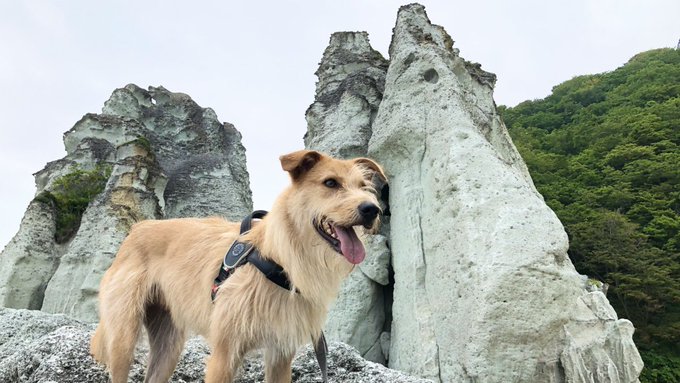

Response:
(500, 48), (680, 383)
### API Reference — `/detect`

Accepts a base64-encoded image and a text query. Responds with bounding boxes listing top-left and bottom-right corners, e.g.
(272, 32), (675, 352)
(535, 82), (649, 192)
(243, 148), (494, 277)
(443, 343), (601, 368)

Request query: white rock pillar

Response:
(368, 4), (642, 382)
(305, 32), (392, 363)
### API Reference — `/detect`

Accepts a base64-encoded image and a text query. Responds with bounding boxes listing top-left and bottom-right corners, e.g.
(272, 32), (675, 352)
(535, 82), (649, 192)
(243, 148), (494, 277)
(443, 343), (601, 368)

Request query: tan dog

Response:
(90, 150), (386, 383)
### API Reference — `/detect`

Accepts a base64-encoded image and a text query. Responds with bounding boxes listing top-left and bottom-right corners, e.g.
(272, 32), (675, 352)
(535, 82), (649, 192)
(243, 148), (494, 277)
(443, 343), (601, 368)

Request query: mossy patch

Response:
(117, 135), (152, 153)
(131, 135), (152, 152)
(34, 164), (112, 243)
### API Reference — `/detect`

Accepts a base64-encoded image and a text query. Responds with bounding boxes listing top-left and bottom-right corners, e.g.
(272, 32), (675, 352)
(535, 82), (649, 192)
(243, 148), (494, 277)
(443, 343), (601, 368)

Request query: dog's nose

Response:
(358, 202), (380, 222)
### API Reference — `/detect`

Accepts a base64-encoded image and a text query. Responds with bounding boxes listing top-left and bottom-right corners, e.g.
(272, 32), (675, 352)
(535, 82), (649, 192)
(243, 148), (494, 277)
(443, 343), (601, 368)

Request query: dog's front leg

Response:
(264, 347), (295, 383)
(205, 339), (244, 383)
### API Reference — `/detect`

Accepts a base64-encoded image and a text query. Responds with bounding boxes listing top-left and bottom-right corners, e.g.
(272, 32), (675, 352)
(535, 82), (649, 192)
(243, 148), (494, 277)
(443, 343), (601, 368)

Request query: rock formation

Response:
(0, 4), (644, 383)
(305, 32), (389, 159)
(308, 4), (643, 383)
(305, 31), (392, 364)
(0, 308), (432, 383)
(0, 85), (252, 322)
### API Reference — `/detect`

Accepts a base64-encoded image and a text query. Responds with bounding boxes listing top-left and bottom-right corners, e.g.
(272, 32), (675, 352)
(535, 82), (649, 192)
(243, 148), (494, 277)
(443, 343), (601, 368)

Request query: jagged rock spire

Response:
(0, 85), (252, 321)
(305, 32), (388, 158)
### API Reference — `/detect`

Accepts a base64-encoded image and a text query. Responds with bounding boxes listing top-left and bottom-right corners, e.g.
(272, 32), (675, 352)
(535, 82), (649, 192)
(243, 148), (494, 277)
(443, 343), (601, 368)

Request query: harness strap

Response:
(313, 332), (329, 383)
(240, 210), (268, 233)
(247, 250), (293, 291)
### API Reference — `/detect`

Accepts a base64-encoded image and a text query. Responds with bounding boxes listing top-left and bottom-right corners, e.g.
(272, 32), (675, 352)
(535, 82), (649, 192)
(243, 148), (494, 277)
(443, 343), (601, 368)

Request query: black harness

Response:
(211, 210), (328, 382)
(211, 210), (292, 298)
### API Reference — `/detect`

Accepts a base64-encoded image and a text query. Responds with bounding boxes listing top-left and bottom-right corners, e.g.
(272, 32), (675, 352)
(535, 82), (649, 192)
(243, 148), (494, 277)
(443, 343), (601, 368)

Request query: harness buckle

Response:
(222, 240), (255, 271)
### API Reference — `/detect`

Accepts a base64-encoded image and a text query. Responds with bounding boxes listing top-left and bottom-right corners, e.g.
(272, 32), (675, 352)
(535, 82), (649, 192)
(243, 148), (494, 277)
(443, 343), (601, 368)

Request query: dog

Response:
(90, 149), (387, 383)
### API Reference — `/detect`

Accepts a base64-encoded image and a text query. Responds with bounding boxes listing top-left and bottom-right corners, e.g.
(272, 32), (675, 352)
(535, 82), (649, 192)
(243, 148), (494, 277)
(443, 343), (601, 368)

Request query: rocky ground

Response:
(0, 308), (431, 383)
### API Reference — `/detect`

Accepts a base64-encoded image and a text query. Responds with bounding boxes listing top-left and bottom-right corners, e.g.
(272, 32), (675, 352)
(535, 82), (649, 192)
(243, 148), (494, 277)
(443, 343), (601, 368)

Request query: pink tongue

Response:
(333, 225), (366, 264)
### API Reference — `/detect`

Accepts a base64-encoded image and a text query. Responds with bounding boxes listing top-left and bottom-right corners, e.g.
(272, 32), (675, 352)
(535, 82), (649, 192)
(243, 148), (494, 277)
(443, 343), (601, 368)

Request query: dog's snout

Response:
(358, 202), (380, 222)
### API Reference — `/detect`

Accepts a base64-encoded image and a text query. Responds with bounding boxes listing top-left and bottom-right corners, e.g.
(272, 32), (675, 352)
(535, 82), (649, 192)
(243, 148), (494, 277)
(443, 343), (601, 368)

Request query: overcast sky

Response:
(1, 0), (678, 248)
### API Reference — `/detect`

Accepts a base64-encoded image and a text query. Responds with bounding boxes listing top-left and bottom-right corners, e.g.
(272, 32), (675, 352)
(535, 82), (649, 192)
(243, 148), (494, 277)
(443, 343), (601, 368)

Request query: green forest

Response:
(499, 48), (680, 382)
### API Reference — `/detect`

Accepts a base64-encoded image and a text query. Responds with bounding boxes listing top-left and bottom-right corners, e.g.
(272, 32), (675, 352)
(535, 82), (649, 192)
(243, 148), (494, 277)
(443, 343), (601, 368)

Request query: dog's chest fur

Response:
(209, 265), (337, 352)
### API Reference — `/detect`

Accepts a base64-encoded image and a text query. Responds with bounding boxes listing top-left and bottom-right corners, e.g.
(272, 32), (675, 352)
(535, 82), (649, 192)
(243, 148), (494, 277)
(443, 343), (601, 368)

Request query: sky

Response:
(1, 0), (678, 248)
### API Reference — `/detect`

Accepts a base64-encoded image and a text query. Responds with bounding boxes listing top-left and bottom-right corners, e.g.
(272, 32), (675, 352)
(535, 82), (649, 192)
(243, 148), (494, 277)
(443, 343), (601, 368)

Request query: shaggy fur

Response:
(90, 150), (386, 383)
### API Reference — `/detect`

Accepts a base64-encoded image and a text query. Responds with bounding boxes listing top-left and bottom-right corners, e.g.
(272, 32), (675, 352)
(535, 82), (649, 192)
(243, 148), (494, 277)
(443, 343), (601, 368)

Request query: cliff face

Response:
(0, 85), (252, 322)
(307, 4), (643, 383)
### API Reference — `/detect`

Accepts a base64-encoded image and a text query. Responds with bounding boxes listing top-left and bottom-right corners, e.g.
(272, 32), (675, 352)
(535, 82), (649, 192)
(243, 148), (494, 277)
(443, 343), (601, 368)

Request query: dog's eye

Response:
(323, 178), (339, 188)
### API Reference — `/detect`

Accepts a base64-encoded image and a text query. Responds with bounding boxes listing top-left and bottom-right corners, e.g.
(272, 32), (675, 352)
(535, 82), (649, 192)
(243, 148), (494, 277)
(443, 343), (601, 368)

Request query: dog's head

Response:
(279, 150), (387, 265)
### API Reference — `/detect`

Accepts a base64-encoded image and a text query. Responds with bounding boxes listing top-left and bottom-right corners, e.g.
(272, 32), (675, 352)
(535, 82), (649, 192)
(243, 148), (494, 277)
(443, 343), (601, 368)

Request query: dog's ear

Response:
(353, 157), (387, 184)
(280, 150), (323, 181)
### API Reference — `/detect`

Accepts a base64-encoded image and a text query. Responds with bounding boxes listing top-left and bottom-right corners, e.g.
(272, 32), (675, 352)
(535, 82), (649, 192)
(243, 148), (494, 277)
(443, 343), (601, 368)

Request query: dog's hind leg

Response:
(143, 301), (187, 383)
(99, 288), (144, 383)
(107, 323), (141, 383)
(264, 348), (295, 383)
(95, 262), (150, 383)
(90, 324), (107, 364)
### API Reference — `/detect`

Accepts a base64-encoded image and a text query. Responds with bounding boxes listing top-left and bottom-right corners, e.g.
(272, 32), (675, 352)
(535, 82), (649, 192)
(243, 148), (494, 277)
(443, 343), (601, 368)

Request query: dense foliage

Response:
(500, 48), (680, 382)
(34, 164), (112, 243)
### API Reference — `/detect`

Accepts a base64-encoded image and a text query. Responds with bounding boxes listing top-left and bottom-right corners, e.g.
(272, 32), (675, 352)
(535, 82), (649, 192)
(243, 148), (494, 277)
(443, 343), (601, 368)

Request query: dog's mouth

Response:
(313, 217), (366, 265)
